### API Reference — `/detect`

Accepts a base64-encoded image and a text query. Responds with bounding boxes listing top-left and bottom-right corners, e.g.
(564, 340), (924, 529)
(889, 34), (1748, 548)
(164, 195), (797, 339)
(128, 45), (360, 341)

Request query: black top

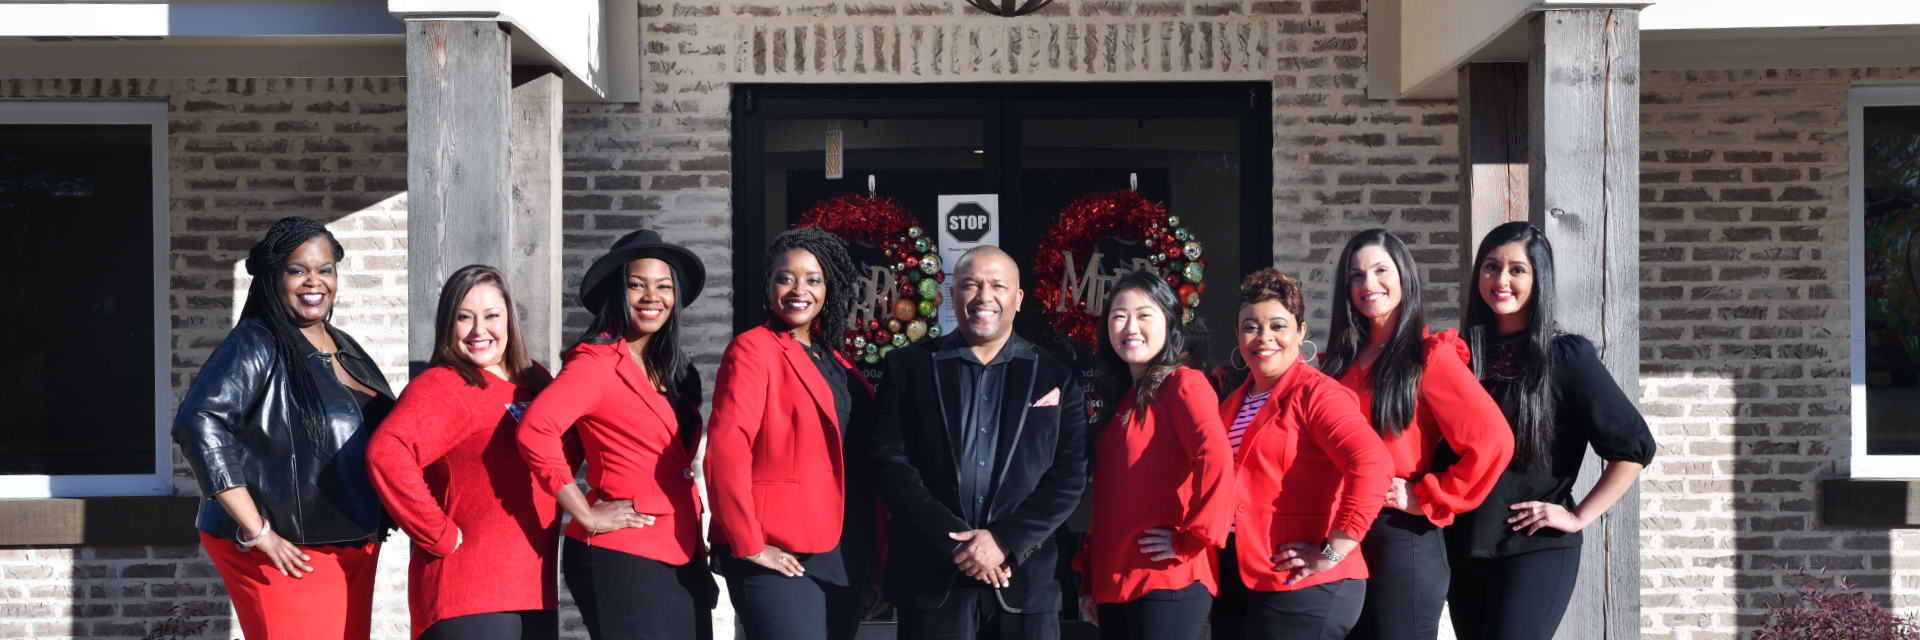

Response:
(172, 318), (396, 545)
(799, 339), (852, 586)
(1447, 333), (1657, 559)
(934, 335), (1037, 527)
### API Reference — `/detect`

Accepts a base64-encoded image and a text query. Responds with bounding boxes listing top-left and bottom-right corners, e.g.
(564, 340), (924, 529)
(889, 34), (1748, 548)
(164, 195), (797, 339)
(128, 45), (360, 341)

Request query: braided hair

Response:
(238, 216), (348, 459)
(766, 227), (858, 361)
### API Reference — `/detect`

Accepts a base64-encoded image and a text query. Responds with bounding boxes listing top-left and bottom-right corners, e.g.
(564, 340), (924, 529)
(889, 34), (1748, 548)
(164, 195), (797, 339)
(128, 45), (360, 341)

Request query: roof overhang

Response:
(1372, 0), (1920, 100)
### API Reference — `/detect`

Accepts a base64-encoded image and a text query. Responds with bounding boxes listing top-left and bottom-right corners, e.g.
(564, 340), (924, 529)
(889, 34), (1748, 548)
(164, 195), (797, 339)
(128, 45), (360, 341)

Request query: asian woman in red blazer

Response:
(367, 265), (570, 639)
(706, 227), (879, 640)
(1211, 268), (1393, 640)
(1074, 270), (1234, 640)
(516, 230), (716, 640)
(1319, 229), (1515, 640)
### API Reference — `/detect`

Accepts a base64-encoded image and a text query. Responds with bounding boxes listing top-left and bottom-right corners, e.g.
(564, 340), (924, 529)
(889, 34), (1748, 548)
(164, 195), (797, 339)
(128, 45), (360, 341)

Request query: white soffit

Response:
(1378, 0), (1920, 100)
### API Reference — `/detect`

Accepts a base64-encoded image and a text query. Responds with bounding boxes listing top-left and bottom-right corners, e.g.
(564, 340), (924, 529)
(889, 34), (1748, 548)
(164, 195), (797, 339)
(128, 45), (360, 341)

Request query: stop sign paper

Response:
(936, 194), (1000, 334)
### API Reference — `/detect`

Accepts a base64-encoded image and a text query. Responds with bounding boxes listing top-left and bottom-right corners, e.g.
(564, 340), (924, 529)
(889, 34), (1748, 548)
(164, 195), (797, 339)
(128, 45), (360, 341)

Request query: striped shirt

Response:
(1228, 388), (1272, 458)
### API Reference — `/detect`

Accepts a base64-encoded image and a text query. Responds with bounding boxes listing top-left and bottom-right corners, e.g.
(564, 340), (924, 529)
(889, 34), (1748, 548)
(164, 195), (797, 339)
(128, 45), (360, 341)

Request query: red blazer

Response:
(706, 326), (872, 557)
(517, 339), (704, 565)
(1221, 360), (1393, 592)
(367, 365), (569, 637)
(1334, 328), (1514, 527)
(1077, 368), (1235, 604)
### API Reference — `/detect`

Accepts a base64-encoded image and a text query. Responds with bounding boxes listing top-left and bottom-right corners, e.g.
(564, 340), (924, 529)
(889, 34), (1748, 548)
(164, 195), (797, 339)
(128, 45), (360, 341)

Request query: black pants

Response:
(722, 558), (863, 640)
(1094, 581), (1211, 640)
(421, 610), (558, 640)
(1447, 545), (1581, 640)
(1211, 535), (1367, 640)
(897, 586), (1059, 640)
(1350, 509), (1449, 640)
(562, 537), (714, 640)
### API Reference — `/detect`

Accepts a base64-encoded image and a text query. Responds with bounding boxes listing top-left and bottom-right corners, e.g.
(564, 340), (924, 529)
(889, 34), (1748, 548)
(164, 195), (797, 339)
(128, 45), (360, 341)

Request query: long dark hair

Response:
(429, 265), (543, 391)
(238, 216), (348, 458)
(1095, 270), (1189, 426)
(1321, 229), (1428, 438)
(767, 227), (858, 360)
(1466, 221), (1557, 469)
(573, 260), (697, 405)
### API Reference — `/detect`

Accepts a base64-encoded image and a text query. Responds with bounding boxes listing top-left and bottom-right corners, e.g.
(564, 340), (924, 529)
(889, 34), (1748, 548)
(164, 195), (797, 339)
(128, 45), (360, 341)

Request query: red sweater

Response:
(517, 340), (705, 564)
(1220, 360), (1393, 592)
(1077, 368), (1235, 604)
(1334, 328), (1513, 527)
(366, 365), (566, 637)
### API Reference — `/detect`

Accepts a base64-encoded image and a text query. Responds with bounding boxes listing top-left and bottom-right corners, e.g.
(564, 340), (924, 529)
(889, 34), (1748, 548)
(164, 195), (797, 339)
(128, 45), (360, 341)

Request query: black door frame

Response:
(729, 82), (1274, 339)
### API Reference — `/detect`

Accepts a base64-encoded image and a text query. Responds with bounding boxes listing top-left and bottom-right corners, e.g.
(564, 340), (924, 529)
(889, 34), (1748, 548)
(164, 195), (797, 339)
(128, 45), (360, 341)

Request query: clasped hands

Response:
(949, 529), (1012, 588)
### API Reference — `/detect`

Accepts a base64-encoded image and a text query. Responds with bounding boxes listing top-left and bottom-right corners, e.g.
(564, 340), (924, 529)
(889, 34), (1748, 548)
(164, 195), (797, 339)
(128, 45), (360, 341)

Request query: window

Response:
(0, 101), (169, 497)
(1849, 86), (1920, 478)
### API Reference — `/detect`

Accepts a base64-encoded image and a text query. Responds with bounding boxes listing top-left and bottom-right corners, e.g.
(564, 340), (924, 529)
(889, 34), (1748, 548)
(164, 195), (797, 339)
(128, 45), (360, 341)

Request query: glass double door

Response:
(732, 83), (1273, 376)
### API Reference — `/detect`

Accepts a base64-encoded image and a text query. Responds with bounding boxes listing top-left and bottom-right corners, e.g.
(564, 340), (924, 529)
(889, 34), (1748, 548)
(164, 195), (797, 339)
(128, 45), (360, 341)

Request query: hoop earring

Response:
(1229, 348), (1248, 370)
(1300, 340), (1320, 363)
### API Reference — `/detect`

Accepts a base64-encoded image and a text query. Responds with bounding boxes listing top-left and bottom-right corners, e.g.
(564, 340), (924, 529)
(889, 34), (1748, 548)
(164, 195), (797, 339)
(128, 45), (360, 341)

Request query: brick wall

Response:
(569, 0), (1463, 364)
(0, 77), (414, 639)
(1637, 66), (1920, 639)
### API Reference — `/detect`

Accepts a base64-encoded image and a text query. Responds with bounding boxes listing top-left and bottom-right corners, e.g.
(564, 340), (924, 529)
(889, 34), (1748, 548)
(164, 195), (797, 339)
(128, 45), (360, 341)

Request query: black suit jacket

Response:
(869, 333), (1089, 613)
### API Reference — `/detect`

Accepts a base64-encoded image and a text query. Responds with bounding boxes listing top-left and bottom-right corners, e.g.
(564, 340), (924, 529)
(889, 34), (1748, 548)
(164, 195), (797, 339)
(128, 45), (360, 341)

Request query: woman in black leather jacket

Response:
(173, 216), (395, 640)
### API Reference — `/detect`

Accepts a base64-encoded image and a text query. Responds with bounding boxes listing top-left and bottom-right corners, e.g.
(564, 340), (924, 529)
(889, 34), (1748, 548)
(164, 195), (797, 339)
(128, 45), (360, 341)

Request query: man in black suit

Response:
(870, 245), (1090, 640)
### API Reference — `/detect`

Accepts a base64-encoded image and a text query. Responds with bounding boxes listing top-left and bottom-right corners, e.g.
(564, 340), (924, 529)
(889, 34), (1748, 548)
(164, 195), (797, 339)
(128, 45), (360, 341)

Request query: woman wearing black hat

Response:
(516, 229), (717, 640)
(173, 216), (395, 640)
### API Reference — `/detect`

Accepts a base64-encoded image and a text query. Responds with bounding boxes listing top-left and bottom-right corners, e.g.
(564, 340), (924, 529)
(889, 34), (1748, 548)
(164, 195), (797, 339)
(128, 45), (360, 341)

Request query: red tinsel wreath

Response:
(797, 194), (944, 364)
(1035, 190), (1207, 353)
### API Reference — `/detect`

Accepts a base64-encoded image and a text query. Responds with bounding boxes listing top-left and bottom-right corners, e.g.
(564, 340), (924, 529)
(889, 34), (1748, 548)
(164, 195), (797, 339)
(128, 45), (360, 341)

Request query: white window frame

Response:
(0, 100), (171, 497)
(1848, 85), (1920, 478)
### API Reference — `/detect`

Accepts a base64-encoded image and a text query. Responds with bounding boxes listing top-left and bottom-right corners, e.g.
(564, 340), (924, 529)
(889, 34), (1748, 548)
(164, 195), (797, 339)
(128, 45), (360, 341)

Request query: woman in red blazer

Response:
(1075, 271), (1234, 640)
(1211, 268), (1393, 640)
(706, 227), (878, 640)
(516, 230), (716, 640)
(1319, 229), (1514, 640)
(368, 265), (570, 640)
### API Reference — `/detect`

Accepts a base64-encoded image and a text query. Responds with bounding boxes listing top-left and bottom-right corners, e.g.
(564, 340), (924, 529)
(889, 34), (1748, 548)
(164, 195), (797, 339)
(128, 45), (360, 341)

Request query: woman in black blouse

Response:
(1447, 222), (1656, 640)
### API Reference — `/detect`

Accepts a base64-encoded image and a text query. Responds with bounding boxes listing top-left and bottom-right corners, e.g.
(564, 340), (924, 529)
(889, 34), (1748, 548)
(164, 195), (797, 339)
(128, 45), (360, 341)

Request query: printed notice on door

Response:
(935, 194), (999, 334)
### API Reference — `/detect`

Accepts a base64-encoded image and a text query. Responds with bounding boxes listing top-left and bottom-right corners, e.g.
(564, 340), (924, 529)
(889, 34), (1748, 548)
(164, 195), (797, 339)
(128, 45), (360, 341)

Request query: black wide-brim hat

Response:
(578, 229), (707, 309)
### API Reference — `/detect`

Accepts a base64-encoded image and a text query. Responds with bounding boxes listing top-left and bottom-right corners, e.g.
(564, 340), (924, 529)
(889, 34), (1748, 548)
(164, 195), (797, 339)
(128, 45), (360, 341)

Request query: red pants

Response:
(200, 531), (381, 640)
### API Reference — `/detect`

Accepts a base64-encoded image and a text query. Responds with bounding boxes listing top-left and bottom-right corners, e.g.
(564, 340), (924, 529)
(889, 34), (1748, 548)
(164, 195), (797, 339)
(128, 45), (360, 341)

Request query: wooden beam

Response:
(1528, 9), (1642, 640)
(508, 67), (564, 370)
(1457, 61), (1529, 316)
(405, 20), (511, 376)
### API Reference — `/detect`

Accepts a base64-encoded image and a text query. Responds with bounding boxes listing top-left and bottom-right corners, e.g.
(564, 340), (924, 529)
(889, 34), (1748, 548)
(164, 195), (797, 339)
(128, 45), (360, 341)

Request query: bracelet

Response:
(235, 520), (272, 551)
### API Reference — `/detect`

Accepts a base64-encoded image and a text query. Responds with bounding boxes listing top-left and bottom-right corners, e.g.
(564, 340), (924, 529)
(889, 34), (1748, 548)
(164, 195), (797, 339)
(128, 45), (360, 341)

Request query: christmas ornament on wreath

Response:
(1035, 186), (1206, 353)
(797, 189), (944, 365)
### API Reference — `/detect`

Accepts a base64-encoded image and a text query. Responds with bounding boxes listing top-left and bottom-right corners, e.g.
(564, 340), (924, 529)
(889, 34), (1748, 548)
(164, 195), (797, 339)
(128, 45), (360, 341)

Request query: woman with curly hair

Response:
(705, 226), (881, 640)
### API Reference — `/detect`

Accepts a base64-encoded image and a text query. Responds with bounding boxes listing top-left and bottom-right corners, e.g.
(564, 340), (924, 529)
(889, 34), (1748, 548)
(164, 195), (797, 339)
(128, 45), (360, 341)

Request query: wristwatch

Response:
(1320, 540), (1346, 564)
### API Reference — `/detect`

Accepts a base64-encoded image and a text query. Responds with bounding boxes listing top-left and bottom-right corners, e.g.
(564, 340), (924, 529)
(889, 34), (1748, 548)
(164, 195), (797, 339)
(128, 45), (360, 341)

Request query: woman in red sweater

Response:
(706, 227), (878, 640)
(516, 230), (716, 640)
(1319, 229), (1514, 640)
(1211, 268), (1393, 640)
(368, 265), (575, 639)
(1075, 270), (1234, 640)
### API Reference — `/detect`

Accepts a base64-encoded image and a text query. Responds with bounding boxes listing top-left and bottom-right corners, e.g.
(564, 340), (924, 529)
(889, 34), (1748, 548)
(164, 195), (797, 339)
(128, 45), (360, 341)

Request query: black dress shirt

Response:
(934, 334), (1038, 527)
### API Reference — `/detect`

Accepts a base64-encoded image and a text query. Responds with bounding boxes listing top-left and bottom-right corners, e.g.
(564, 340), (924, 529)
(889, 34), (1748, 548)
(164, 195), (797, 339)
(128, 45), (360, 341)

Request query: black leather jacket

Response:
(172, 317), (395, 545)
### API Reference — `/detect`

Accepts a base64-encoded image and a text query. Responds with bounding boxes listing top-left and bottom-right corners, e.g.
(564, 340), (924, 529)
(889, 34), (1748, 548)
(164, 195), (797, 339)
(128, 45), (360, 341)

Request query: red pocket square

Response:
(1032, 387), (1061, 407)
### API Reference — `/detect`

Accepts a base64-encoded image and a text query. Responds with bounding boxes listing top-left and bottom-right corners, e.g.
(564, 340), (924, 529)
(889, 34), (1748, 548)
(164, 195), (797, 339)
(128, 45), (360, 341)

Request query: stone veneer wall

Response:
(1636, 66), (1920, 639)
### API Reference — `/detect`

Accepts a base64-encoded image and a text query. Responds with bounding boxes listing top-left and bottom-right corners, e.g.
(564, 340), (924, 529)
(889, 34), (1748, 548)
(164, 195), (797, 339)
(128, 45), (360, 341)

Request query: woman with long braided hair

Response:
(173, 216), (395, 639)
(705, 226), (880, 640)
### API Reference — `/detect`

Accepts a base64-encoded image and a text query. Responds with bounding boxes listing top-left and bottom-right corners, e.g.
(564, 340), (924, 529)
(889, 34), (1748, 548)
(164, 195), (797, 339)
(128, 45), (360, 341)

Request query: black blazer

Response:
(869, 333), (1089, 613)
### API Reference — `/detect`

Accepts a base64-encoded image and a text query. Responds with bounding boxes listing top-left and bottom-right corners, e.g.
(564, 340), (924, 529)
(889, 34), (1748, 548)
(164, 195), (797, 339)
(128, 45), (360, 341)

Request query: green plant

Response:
(143, 604), (209, 640)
